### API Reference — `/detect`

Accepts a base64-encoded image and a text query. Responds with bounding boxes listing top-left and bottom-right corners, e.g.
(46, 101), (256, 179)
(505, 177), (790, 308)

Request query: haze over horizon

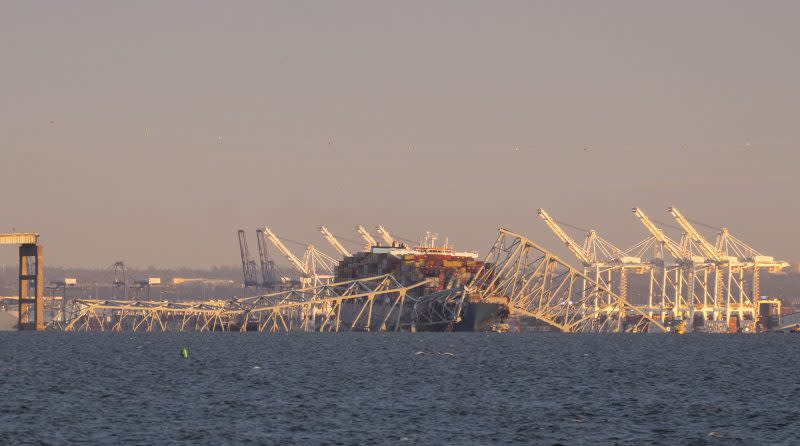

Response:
(2, 1), (799, 268)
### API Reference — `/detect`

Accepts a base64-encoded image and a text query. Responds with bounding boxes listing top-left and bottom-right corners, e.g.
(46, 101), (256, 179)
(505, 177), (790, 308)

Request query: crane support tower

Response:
(632, 207), (710, 324)
(667, 206), (788, 331)
(668, 207), (752, 328)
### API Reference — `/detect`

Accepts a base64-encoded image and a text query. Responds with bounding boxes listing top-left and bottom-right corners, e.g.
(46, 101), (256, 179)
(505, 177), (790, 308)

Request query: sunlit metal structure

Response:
(319, 226), (352, 257)
(375, 225), (395, 246)
(61, 216), (787, 334)
(537, 209), (649, 307)
(632, 207), (710, 322)
(262, 226), (337, 288)
(58, 228), (672, 333)
(468, 228), (666, 333)
(714, 227), (789, 301)
(626, 207), (789, 331)
(58, 274), (468, 333)
(355, 225), (378, 251)
(61, 299), (232, 332)
(667, 206), (742, 326)
(235, 275), (441, 332)
(667, 207), (787, 329)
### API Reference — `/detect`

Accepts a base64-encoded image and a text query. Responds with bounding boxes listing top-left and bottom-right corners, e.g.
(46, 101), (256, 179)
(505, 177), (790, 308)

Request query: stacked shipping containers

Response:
(335, 250), (483, 297)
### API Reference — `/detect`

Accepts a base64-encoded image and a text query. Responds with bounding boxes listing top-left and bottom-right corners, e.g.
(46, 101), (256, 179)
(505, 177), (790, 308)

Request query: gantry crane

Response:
(238, 230), (260, 288)
(262, 227), (307, 276)
(319, 226), (352, 257)
(668, 207), (754, 326)
(537, 209), (605, 311)
(669, 207), (787, 329)
(537, 209), (646, 310)
(263, 227), (336, 288)
(632, 208), (687, 262)
(668, 207), (728, 263)
(356, 225), (378, 251)
(256, 229), (282, 288)
(714, 227), (788, 302)
(537, 209), (592, 265)
(632, 208), (712, 323)
(375, 225), (395, 246)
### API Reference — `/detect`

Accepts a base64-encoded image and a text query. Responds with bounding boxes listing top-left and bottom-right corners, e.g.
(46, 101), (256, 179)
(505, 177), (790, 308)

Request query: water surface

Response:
(0, 333), (797, 445)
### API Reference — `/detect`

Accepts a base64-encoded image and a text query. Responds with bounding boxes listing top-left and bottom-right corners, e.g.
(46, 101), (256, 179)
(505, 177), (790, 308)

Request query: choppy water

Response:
(0, 332), (798, 445)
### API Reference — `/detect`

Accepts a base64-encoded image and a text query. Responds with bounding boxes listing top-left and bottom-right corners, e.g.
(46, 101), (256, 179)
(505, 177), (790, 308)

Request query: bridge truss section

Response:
(57, 275), (467, 333)
(468, 228), (666, 333)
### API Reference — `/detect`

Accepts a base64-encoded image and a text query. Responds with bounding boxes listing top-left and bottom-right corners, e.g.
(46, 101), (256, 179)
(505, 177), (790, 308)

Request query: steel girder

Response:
(467, 228), (667, 333)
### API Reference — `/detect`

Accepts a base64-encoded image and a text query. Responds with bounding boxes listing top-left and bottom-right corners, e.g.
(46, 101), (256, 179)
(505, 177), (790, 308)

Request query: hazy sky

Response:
(2, 1), (799, 269)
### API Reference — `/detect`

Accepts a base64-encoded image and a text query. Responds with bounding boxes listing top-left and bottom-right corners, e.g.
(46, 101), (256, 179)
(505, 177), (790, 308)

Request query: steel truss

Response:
(467, 228), (666, 333)
(57, 275), (468, 333)
(537, 209), (651, 309)
(59, 299), (232, 332)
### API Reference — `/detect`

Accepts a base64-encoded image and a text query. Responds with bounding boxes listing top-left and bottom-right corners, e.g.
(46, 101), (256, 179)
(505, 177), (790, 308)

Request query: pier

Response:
(1, 233), (44, 330)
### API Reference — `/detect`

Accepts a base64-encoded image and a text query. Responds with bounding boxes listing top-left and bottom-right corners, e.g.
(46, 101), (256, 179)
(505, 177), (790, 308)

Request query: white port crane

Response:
(263, 227), (308, 276)
(667, 207), (750, 324)
(632, 208), (699, 263)
(262, 226), (336, 288)
(538, 209), (637, 264)
(355, 225), (378, 251)
(537, 209), (592, 265)
(668, 207), (729, 264)
(632, 207), (711, 322)
(714, 227), (788, 302)
(319, 226), (352, 257)
(537, 208), (646, 309)
(375, 225), (395, 246)
(668, 206), (788, 327)
(714, 228), (788, 271)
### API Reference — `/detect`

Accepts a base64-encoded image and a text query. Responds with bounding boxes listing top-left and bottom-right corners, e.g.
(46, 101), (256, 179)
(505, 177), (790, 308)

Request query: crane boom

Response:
(537, 209), (592, 265)
(668, 207), (725, 262)
(375, 225), (395, 245)
(632, 208), (687, 262)
(319, 226), (351, 257)
(262, 226), (309, 276)
(237, 230), (259, 286)
(356, 225), (378, 249)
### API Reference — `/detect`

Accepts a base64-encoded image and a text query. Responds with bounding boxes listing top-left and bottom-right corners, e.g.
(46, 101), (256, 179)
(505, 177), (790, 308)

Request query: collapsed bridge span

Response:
(468, 228), (666, 333)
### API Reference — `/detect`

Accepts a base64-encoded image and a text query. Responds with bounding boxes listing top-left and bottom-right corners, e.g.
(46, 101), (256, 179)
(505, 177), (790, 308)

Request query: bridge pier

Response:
(18, 244), (44, 331)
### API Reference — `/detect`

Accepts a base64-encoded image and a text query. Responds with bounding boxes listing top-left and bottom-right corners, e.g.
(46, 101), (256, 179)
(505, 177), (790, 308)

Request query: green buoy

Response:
(180, 347), (189, 358)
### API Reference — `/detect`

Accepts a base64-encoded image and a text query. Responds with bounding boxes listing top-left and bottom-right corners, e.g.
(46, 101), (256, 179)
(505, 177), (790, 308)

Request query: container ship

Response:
(335, 235), (509, 331)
